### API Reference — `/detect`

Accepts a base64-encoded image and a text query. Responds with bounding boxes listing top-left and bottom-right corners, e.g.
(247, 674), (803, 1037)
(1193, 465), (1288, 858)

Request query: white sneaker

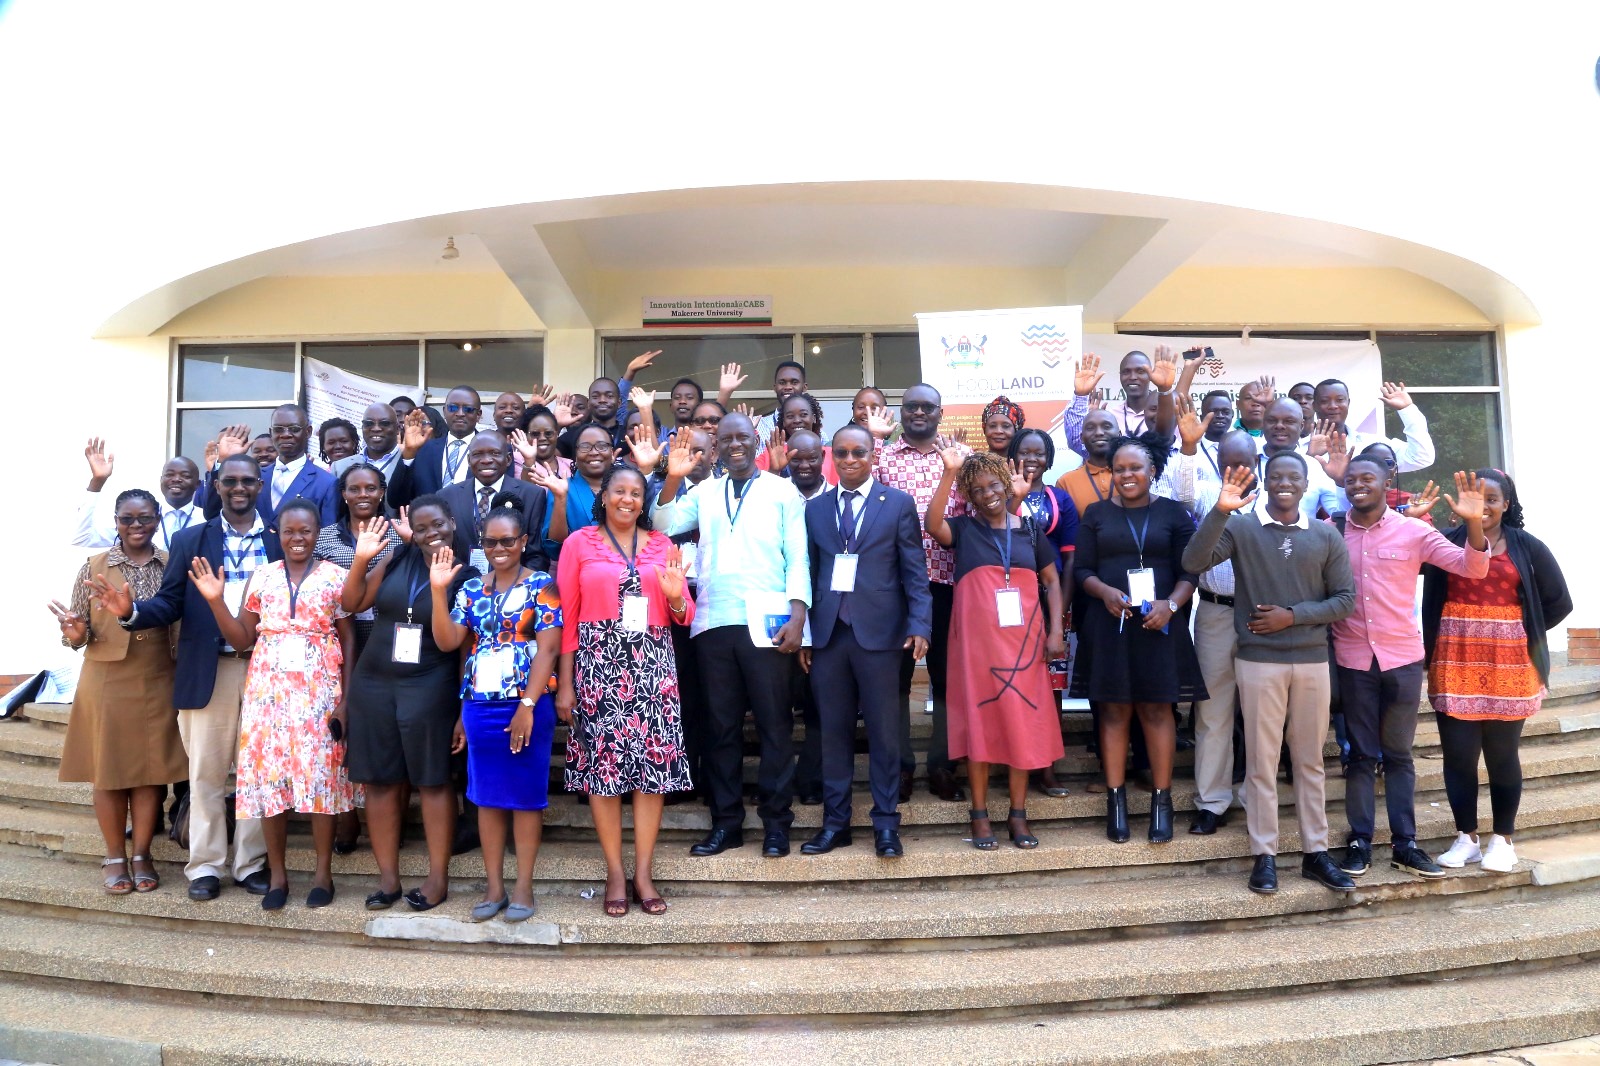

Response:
(1437, 832), (1481, 868)
(1481, 835), (1518, 872)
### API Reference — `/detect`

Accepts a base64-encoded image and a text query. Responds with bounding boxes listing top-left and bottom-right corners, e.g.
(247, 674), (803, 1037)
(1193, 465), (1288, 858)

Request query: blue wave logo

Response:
(1021, 324), (1071, 368)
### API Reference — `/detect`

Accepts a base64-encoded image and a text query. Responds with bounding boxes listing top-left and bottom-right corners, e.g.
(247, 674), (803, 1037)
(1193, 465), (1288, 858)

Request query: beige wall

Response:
(1120, 267), (1492, 327)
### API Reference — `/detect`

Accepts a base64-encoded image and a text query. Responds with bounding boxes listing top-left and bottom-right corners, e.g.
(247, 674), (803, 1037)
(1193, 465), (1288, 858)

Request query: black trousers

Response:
(1436, 712), (1525, 837)
(671, 615), (709, 794)
(1340, 657), (1424, 844)
(897, 580), (954, 773)
(813, 623), (903, 831)
(695, 625), (796, 833)
(793, 666), (822, 798)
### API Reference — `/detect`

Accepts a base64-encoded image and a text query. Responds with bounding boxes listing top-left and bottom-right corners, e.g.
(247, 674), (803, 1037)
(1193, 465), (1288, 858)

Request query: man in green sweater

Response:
(1182, 453), (1357, 896)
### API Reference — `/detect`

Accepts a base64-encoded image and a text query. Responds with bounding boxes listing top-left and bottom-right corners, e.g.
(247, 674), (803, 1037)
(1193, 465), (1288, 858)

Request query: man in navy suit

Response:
(438, 430), (551, 572)
(799, 423), (933, 858)
(93, 454), (279, 902)
(259, 404), (337, 543)
(389, 386), (483, 508)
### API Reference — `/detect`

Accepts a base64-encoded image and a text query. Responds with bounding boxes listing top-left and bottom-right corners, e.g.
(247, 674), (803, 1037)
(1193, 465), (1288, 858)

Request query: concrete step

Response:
(3, 882), (1600, 1020)
(7, 775), (1600, 890)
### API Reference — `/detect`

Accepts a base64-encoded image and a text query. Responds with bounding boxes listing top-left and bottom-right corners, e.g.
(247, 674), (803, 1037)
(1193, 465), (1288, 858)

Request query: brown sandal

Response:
(633, 880), (667, 915)
(130, 855), (159, 892)
(102, 857), (133, 895)
(604, 895), (629, 917)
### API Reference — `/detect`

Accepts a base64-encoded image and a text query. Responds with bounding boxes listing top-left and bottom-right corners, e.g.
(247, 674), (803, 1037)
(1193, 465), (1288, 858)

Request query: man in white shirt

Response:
(1313, 379), (1434, 472)
(653, 413), (811, 859)
(329, 402), (403, 483)
(1262, 399), (1342, 522)
(71, 437), (201, 553)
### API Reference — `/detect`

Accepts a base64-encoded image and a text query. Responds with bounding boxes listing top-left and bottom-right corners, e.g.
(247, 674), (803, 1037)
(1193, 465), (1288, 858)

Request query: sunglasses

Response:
(219, 476), (262, 488)
(832, 447), (873, 460)
(115, 515), (159, 527)
(901, 402), (939, 414)
(360, 419), (395, 429)
(445, 403), (479, 414)
(691, 416), (722, 426)
(481, 535), (524, 549)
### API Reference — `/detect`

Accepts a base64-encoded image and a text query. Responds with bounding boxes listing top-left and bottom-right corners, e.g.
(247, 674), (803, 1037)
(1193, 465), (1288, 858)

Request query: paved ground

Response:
(1421, 1035), (1600, 1064)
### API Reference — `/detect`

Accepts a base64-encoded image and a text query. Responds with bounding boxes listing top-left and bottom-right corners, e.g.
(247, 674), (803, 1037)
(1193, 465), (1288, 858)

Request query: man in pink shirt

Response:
(1332, 458), (1489, 879)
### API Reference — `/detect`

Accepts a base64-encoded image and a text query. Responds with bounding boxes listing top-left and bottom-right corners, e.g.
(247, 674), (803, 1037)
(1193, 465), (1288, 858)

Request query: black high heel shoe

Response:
(1106, 785), (1130, 843)
(1007, 808), (1039, 849)
(968, 808), (999, 850)
(1149, 787), (1174, 843)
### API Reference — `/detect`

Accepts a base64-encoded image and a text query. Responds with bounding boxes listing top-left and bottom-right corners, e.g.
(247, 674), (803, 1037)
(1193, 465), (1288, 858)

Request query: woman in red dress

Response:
(927, 448), (1065, 851)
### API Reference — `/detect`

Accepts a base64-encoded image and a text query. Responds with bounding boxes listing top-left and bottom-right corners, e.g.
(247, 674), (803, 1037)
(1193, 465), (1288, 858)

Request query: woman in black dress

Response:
(1072, 433), (1204, 844)
(340, 496), (478, 911)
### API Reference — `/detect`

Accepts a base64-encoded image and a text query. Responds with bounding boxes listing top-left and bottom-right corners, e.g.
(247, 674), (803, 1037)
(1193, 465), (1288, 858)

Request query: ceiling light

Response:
(811, 344), (821, 355)
(441, 237), (459, 260)
(461, 342), (475, 352)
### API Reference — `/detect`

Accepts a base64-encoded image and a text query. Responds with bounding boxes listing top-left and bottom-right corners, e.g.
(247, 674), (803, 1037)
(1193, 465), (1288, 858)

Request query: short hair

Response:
(334, 461), (388, 527)
(1345, 454), (1389, 480)
(277, 497), (322, 529)
(408, 493), (455, 522)
(905, 382), (942, 403)
(317, 416), (358, 454)
(274, 402), (309, 422)
(219, 454), (260, 476)
(1007, 427), (1056, 469)
(1476, 468), (1524, 528)
(1265, 450), (1309, 476)
(520, 404), (556, 432)
(1201, 389), (1232, 409)
(854, 386), (886, 402)
(252, 433), (273, 444)
(671, 377), (705, 402)
(832, 422), (875, 449)
(1314, 378), (1348, 396)
(693, 399), (727, 417)
(1289, 381), (1316, 395)
(589, 465), (654, 531)
(389, 395), (415, 408)
(780, 391), (825, 433)
(1107, 431), (1172, 480)
(955, 450), (1012, 504)
(774, 360), (806, 382)
(114, 488), (160, 514)
(576, 423), (615, 448)
(483, 493), (526, 536)
(589, 376), (618, 392)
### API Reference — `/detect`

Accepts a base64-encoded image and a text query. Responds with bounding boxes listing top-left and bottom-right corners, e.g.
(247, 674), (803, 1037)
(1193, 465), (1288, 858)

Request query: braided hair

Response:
(589, 464), (654, 531)
(780, 391), (825, 434)
(1006, 427), (1055, 470)
(1106, 431), (1172, 480)
(114, 488), (160, 513)
(1477, 468), (1525, 529)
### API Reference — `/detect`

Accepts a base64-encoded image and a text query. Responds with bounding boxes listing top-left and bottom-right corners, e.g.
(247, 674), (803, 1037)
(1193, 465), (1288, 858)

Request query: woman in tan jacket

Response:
(49, 489), (187, 894)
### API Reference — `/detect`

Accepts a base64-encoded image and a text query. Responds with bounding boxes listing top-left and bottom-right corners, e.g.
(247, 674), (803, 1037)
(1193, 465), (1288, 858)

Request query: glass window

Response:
(176, 407), (276, 466)
(603, 335), (794, 397)
(801, 335), (864, 391)
(303, 341), (419, 386)
(178, 344), (295, 402)
(1383, 393), (1503, 486)
(872, 333), (921, 392)
(424, 338), (543, 400)
(1376, 332), (1497, 388)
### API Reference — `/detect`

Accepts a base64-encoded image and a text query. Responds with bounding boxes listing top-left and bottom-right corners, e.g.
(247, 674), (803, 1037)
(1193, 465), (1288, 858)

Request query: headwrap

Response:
(982, 395), (1025, 429)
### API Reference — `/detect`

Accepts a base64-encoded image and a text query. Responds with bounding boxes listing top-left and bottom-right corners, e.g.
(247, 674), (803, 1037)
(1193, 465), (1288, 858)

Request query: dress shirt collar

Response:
(472, 474), (508, 496)
(1256, 505), (1310, 530)
(798, 480), (831, 501)
(273, 453), (308, 479)
(224, 514), (267, 540)
(835, 477), (876, 506)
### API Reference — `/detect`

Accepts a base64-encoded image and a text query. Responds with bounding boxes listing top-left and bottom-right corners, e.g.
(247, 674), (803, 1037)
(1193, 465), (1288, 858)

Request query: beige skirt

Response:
(58, 633), (187, 791)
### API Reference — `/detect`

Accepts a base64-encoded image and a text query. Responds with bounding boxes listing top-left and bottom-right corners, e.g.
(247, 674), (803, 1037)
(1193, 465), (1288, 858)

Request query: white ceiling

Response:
(1186, 228), (1376, 268)
(280, 232), (503, 276)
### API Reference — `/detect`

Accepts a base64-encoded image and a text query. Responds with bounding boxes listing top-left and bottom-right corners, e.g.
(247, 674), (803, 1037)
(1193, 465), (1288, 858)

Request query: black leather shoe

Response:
(690, 828), (744, 857)
(798, 791), (823, 807)
(898, 770), (914, 803)
(1302, 850), (1357, 892)
(761, 830), (790, 858)
(1148, 788), (1173, 843)
(1391, 841), (1446, 879)
(187, 875), (221, 901)
(928, 767), (965, 802)
(1248, 854), (1278, 894)
(800, 828), (853, 855)
(235, 869), (271, 896)
(874, 829), (903, 858)
(1338, 838), (1373, 876)
(1105, 785), (1130, 843)
(1189, 809), (1225, 835)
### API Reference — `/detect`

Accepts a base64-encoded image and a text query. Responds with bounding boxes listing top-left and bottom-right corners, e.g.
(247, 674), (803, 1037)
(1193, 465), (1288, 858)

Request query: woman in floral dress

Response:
(192, 498), (356, 912)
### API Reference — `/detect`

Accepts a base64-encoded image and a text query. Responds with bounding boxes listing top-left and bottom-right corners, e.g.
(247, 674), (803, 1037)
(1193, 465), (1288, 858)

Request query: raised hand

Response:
(392, 505), (413, 544)
(203, 439), (220, 470)
(1175, 394), (1204, 447)
(1315, 430), (1349, 483)
(1405, 480), (1440, 518)
(1085, 393), (1104, 413)
(1149, 345), (1179, 391)
(86, 574), (132, 619)
(1443, 470), (1486, 524)
(428, 544), (462, 590)
(47, 601), (87, 646)
(1253, 374), (1276, 401)
(84, 437), (115, 483)
(630, 386), (656, 411)
(628, 423), (664, 471)
(352, 517), (392, 563)
(734, 402), (756, 421)
(531, 384), (558, 408)
(657, 546), (687, 603)
(1307, 419), (1336, 457)
(864, 404), (896, 439)
(939, 444), (966, 474)
(1074, 353), (1104, 397)
(216, 426), (250, 461)
(187, 557), (225, 602)
(526, 466), (569, 500)
(1381, 381), (1413, 410)
(549, 391), (579, 428)
(764, 427), (789, 471)
(1008, 458), (1031, 499)
(664, 430), (698, 480)
(1215, 465), (1258, 513)
(400, 409), (433, 458)
(508, 429), (538, 462)
(626, 349), (663, 377)
(718, 362), (748, 394)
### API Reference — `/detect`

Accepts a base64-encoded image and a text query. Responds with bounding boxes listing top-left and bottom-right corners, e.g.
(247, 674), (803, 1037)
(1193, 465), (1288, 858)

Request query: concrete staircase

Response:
(2, 667), (1600, 1065)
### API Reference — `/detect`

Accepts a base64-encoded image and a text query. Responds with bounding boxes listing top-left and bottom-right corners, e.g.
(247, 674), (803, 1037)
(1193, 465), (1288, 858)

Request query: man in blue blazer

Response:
(94, 454), (279, 902)
(799, 423), (933, 858)
(388, 386), (484, 508)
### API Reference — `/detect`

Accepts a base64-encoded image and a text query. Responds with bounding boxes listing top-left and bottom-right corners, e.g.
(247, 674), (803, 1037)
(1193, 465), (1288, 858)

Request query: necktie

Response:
(271, 463), (291, 508)
(839, 489), (859, 624)
(478, 485), (495, 528)
(446, 438), (466, 481)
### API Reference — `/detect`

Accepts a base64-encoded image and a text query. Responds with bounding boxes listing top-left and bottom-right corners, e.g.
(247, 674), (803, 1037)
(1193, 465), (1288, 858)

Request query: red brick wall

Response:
(1570, 629), (1600, 665)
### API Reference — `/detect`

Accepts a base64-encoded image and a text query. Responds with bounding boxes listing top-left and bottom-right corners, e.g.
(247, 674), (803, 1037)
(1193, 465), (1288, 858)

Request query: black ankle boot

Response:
(1106, 785), (1130, 843)
(1149, 787), (1173, 843)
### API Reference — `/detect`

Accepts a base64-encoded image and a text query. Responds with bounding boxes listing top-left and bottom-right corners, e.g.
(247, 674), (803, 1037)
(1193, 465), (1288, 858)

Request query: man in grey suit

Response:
(438, 431), (551, 573)
(799, 423), (933, 858)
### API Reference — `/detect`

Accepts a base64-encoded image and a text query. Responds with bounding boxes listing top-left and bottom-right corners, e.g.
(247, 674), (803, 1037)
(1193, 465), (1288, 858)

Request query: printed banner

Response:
(643, 295), (774, 327)
(300, 357), (427, 463)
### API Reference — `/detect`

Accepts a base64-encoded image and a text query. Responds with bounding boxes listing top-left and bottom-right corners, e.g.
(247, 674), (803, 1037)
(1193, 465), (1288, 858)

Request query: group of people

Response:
(50, 344), (1569, 915)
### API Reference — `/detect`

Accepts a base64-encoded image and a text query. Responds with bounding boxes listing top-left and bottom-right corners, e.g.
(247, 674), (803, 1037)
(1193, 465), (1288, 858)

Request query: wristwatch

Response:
(519, 696), (535, 707)
(1167, 600), (1179, 614)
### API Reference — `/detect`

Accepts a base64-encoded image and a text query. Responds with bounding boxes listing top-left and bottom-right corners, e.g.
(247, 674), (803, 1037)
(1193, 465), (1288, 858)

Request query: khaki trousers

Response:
(176, 656), (268, 882)
(1236, 658), (1331, 856)
(1191, 598), (1238, 815)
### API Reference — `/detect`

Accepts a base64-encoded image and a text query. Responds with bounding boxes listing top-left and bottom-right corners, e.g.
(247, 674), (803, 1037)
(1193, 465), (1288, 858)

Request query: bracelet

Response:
(668, 598), (688, 615)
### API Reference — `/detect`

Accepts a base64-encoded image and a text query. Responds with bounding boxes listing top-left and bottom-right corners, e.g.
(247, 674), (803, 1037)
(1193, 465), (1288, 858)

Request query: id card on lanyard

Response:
(1123, 506), (1156, 607)
(279, 562), (318, 672)
(473, 575), (525, 695)
(989, 522), (1023, 627)
(605, 526), (651, 633)
(392, 564), (429, 665)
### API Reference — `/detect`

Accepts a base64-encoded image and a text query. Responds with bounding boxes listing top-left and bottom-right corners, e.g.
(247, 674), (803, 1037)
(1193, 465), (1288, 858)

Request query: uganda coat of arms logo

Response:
(941, 335), (986, 369)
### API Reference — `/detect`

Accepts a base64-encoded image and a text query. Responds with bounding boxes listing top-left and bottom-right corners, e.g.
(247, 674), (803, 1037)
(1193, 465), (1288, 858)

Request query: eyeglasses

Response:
(525, 428), (556, 440)
(360, 419), (395, 429)
(481, 535), (523, 549)
(115, 515), (159, 527)
(691, 416), (722, 426)
(832, 447), (873, 460)
(575, 441), (613, 454)
(445, 403), (479, 414)
(901, 402), (939, 414)
(218, 476), (262, 488)
(270, 425), (306, 435)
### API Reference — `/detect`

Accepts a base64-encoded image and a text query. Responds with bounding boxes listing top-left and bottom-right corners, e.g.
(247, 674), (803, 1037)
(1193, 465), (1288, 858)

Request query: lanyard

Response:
(724, 473), (757, 528)
(838, 490), (865, 552)
(1023, 490), (1051, 531)
(986, 521), (1016, 587)
(222, 530), (260, 576)
(164, 508), (193, 542)
(1122, 505), (1152, 570)
(403, 561), (429, 624)
(285, 560), (317, 619)
(1086, 464), (1108, 503)
(603, 525), (639, 574)
(484, 569), (528, 636)
(1199, 440), (1222, 479)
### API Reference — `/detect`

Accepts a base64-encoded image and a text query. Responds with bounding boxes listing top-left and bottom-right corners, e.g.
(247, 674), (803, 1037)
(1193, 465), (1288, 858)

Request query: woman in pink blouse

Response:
(556, 465), (694, 917)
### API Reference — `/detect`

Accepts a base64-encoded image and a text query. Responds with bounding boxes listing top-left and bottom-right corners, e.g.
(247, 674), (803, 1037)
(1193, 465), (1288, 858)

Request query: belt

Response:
(1198, 589), (1235, 608)
(219, 648), (253, 660)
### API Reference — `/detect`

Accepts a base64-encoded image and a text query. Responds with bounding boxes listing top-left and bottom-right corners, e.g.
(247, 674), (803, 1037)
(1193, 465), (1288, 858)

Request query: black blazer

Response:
(1422, 524), (1571, 686)
(439, 477), (551, 574)
(127, 516), (284, 710)
(388, 435), (476, 509)
(200, 461), (338, 550)
(805, 483), (933, 652)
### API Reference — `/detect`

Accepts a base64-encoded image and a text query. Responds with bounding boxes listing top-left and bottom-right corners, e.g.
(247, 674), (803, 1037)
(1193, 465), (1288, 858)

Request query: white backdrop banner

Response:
(914, 305), (1083, 443)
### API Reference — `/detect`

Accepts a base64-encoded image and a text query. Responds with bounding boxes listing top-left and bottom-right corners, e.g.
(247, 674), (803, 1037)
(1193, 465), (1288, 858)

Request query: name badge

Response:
(621, 595), (650, 633)
(1126, 567), (1157, 608)
(279, 635), (314, 672)
(679, 540), (697, 579)
(995, 586), (1023, 628)
(473, 643), (516, 696)
(831, 553), (858, 593)
(392, 623), (423, 664)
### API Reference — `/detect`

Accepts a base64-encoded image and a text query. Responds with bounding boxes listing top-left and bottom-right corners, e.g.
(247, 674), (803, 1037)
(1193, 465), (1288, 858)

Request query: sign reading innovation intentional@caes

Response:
(643, 295), (774, 327)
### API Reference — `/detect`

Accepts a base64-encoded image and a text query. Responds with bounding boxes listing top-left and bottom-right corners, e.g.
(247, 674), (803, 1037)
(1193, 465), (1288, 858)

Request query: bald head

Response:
(1217, 429), (1259, 471)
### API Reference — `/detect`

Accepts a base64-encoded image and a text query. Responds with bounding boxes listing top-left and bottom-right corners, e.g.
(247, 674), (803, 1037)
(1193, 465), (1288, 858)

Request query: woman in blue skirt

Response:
(431, 498), (562, 923)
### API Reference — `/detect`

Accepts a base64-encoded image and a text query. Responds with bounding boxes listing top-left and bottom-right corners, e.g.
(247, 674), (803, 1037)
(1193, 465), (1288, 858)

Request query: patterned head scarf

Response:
(981, 395), (1025, 429)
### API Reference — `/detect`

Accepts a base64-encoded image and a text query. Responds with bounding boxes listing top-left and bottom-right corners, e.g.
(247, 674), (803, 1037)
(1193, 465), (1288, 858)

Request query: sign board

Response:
(642, 295), (773, 327)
